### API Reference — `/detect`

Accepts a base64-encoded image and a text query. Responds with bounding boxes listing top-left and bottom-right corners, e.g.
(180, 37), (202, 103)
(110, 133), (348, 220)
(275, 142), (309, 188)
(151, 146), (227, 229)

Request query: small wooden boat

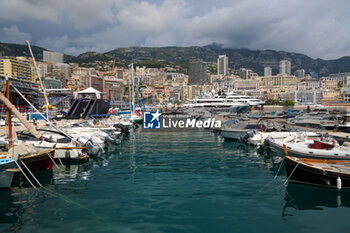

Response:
(20, 149), (55, 170)
(284, 145), (350, 189)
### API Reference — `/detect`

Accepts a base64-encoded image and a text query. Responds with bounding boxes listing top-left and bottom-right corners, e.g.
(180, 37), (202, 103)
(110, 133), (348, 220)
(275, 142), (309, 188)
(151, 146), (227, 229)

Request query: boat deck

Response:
(288, 156), (350, 175)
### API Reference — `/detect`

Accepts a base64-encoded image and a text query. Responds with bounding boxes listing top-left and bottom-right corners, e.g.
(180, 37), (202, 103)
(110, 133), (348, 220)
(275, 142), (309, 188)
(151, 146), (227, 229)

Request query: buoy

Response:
(109, 108), (114, 114)
(337, 177), (342, 190)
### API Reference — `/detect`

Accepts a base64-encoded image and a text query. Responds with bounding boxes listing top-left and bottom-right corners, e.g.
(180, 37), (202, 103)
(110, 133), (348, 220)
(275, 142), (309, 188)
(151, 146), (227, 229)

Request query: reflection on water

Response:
(283, 183), (350, 212)
(1, 128), (350, 232)
(0, 185), (48, 232)
(0, 162), (94, 232)
(52, 163), (92, 184)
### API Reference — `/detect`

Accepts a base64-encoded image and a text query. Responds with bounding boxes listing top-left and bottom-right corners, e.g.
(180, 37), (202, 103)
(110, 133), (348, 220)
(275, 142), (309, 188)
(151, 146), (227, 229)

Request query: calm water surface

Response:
(1, 128), (350, 232)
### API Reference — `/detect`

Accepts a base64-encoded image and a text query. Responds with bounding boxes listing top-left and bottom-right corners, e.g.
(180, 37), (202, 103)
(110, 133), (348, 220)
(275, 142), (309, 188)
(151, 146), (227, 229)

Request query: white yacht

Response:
(225, 93), (265, 107)
(183, 98), (249, 113)
(182, 92), (264, 112)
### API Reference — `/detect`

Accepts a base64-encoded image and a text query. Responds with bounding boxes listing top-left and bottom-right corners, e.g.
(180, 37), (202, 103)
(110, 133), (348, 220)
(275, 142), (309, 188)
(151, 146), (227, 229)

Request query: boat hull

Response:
(286, 156), (350, 189)
(0, 171), (15, 189)
(0, 159), (16, 188)
(20, 150), (55, 170)
(221, 130), (247, 140)
(337, 126), (350, 133)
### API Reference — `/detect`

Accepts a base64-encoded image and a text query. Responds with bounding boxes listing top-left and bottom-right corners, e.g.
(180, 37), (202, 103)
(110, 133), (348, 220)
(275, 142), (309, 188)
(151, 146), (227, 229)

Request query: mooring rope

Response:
(19, 158), (43, 188)
(14, 159), (37, 190)
(16, 163), (106, 222)
(255, 157), (285, 195)
(283, 161), (300, 186)
(45, 151), (59, 169)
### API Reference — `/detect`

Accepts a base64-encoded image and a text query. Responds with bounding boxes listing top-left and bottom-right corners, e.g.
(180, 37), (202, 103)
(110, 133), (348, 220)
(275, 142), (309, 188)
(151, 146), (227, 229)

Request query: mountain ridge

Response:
(1, 41), (350, 76)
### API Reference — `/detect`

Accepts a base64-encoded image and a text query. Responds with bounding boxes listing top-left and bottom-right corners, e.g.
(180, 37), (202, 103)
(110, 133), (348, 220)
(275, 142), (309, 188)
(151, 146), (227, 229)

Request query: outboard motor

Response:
(258, 136), (272, 151)
(240, 131), (255, 142)
(98, 131), (117, 144)
(77, 136), (100, 155)
(113, 123), (130, 134)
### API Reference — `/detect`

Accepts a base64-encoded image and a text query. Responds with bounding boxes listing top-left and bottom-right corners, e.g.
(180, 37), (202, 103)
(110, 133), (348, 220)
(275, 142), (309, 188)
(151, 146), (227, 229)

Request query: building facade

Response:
(0, 57), (32, 80)
(43, 51), (64, 66)
(188, 60), (208, 85)
(217, 55), (228, 75)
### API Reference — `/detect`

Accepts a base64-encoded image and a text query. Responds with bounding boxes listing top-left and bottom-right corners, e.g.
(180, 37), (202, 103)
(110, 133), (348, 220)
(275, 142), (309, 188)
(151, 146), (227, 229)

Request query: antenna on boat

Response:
(25, 40), (50, 120)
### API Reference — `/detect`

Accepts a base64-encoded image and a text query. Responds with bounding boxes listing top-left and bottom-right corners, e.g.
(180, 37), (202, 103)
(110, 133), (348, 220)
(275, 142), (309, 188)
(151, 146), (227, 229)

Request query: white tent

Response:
(74, 87), (102, 99)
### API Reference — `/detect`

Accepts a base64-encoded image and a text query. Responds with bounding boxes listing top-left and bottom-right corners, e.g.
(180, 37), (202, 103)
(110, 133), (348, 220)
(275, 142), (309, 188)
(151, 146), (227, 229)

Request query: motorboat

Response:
(266, 135), (350, 160)
(247, 131), (320, 147)
(220, 120), (264, 140)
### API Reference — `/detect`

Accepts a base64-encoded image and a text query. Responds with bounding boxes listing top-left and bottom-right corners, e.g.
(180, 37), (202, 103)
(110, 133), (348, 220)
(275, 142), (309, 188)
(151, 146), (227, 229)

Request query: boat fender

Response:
(109, 108), (114, 114)
(337, 177), (342, 190)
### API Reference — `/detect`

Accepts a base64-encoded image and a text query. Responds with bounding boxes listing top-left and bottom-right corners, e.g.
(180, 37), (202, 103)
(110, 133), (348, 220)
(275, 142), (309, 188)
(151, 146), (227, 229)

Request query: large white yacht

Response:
(225, 92), (265, 106)
(182, 92), (265, 112)
(183, 98), (248, 112)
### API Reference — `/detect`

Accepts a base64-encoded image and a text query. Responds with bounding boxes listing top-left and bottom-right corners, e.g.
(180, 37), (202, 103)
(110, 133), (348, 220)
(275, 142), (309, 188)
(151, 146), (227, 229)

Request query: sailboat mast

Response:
(25, 40), (50, 119)
(6, 77), (13, 148)
(128, 65), (131, 111)
(131, 63), (135, 112)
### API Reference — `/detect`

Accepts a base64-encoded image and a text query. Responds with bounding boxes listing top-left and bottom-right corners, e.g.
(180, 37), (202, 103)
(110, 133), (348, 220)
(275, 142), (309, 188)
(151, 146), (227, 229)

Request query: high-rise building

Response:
(188, 60), (208, 85)
(217, 55), (228, 75)
(43, 51), (64, 66)
(0, 57), (32, 80)
(264, 67), (272, 77)
(279, 60), (291, 75)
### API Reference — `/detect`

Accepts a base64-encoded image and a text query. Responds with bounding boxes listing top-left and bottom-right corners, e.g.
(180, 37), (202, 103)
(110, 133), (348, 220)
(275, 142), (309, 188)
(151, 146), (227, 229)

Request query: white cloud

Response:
(0, 25), (31, 44)
(0, 0), (125, 29)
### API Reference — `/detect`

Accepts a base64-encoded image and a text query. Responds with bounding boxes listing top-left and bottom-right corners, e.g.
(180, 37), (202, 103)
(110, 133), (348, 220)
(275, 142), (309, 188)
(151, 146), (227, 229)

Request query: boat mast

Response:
(131, 63), (135, 114)
(128, 64), (131, 111)
(6, 77), (13, 148)
(25, 40), (50, 120)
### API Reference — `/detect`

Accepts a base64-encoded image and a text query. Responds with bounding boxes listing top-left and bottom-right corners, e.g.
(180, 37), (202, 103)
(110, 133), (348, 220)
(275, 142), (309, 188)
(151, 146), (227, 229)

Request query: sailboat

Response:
(0, 78), (55, 171)
(0, 78), (18, 188)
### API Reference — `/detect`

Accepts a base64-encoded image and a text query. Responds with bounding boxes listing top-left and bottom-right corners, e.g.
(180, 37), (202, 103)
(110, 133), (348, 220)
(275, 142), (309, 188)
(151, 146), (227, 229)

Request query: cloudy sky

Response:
(0, 0), (349, 59)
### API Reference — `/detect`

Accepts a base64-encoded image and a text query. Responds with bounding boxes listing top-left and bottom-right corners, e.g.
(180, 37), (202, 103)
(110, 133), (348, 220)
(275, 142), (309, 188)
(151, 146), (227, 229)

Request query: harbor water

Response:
(1, 127), (350, 232)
